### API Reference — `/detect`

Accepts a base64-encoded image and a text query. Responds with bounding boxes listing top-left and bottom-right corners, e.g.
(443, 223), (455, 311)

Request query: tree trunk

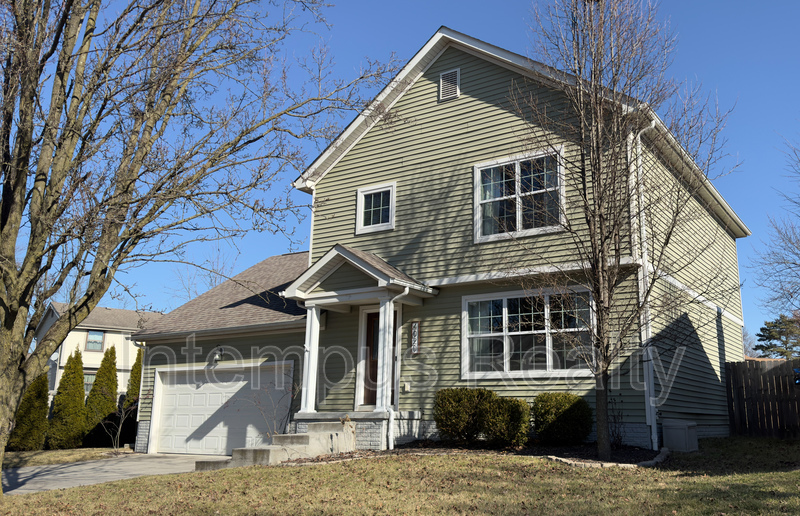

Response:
(0, 373), (27, 495)
(595, 369), (611, 461)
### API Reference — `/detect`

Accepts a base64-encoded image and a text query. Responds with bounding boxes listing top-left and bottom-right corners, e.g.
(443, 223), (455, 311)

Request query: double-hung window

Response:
(84, 372), (96, 394)
(462, 290), (593, 377)
(475, 151), (562, 242)
(85, 330), (104, 352)
(356, 182), (396, 235)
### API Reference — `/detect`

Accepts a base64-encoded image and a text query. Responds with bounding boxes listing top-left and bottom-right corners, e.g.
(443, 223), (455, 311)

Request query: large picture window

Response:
(474, 151), (562, 242)
(462, 290), (593, 377)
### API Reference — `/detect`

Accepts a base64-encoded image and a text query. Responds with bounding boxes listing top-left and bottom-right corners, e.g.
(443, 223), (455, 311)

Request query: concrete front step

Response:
(307, 422), (350, 433)
(272, 433), (310, 446)
(194, 421), (356, 472)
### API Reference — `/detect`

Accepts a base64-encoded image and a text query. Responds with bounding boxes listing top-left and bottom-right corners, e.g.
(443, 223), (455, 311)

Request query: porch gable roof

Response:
(282, 244), (436, 300)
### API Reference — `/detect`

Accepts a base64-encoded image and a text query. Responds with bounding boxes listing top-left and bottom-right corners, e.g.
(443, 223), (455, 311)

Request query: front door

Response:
(363, 311), (397, 406)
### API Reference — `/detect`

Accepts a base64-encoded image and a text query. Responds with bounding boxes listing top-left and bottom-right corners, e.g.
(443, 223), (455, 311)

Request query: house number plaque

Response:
(410, 321), (420, 354)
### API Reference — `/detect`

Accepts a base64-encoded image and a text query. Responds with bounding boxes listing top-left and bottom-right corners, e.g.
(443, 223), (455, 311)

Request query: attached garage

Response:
(149, 361), (293, 455)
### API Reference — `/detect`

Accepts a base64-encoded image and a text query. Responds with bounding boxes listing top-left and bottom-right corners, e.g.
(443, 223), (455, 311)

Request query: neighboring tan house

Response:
(38, 302), (162, 399)
(134, 27), (749, 455)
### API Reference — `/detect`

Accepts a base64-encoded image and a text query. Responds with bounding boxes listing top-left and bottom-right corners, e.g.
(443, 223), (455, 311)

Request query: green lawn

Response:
(2, 437), (799, 515)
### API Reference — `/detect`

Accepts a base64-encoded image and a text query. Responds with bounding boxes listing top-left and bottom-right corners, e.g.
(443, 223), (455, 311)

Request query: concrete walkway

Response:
(2, 453), (229, 495)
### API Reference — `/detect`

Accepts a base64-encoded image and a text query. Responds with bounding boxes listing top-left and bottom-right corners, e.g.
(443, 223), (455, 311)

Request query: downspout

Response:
(633, 120), (659, 451)
(386, 286), (410, 450)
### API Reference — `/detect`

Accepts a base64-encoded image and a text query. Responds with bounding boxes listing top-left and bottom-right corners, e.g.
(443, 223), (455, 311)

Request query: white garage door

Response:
(154, 363), (293, 455)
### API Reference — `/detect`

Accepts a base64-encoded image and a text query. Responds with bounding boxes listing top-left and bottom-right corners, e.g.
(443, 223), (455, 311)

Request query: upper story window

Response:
(356, 182), (396, 235)
(84, 371), (96, 394)
(439, 68), (460, 101)
(462, 290), (593, 378)
(85, 330), (104, 352)
(474, 150), (563, 243)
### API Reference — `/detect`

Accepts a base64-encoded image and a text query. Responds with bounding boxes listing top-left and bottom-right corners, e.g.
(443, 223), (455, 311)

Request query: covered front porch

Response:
(282, 245), (438, 449)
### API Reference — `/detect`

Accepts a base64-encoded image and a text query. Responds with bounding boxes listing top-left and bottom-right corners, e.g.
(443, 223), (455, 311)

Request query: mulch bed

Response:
(281, 439), (659, 466)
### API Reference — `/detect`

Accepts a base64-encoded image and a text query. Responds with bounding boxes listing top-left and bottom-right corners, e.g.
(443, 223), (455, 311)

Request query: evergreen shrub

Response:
(6, 374), (49, 451)
(482, 396), (530, 447)
(84, 346), (119, 447)
(48, 351), (87, 449)
(433, 388), (496, 441)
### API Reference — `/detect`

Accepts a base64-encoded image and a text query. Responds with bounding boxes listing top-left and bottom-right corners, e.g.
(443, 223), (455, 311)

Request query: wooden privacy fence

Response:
(726, 359), (800, 438)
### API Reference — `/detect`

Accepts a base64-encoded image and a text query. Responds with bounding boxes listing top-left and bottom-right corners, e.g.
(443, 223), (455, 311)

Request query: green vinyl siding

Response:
(308, 279), (648, 424)
(138, 331), (305, 422)
(638, 144), (744, 429)
(315, 310), (359, 411)
(311, 46), (601, 282)
(312, 262), (376, 293)
(649, 280), (742, 428)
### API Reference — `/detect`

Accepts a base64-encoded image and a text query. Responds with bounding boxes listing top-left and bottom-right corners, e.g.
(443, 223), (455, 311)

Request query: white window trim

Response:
(460, 288), (595, 380)
(356, 182), (396, 235)
(473, 147), (566, 244)
(439, 68), (460, 101)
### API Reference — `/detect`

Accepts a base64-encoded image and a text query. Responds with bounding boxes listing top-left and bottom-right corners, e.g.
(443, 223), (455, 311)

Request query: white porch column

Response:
(299, 305), (321, 413)
(374, 298), (394, 412)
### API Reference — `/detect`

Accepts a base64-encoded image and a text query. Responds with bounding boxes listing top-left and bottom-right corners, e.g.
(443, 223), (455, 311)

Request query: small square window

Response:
(356, 182), (396, 235)
(85, 330), (104, 352)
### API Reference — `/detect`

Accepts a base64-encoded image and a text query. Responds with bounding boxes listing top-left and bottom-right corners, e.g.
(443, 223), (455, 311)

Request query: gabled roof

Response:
(283, 245), (436, 299)
(49, 302), (163, 332)
(294, 26), (749, 239)
(134, 252), (309, 340)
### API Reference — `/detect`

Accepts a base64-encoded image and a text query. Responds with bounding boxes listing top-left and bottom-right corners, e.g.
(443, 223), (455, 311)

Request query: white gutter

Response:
(632, 121), (659, 451)
(386, 287), (410, 450)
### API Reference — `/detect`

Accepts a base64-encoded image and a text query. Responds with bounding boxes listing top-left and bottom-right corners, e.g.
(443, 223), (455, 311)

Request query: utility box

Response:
(662, 419), (698, 452)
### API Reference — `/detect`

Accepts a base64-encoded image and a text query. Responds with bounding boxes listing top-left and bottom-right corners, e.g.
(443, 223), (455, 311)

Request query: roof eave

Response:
(133, 319), (306, 342)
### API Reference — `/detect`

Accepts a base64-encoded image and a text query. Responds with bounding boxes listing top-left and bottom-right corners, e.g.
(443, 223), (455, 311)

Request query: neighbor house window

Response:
(474, 151), (562, 242)
(85, 330), (104, 352)
(84, 372), (96, 394)
(356, 182), (396, 235)
(462, 290), (593, 377)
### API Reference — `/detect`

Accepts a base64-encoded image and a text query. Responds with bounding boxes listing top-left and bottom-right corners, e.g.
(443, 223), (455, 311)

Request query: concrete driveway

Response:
(2, 453), (229, 495)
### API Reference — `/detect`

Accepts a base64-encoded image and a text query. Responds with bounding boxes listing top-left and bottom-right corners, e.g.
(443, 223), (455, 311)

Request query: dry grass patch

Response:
(2, 448), (129, 470)
(2, 437), (799, 514)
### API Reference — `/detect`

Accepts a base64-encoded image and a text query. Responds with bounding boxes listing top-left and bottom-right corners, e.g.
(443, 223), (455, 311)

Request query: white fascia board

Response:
(284, 245), (391, 299)
(638, 107), (750, 239)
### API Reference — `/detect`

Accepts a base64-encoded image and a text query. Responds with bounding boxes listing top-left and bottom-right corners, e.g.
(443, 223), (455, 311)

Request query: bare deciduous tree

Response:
(0, 0), (392, 488)
(505, 0), (738, 459)
(754, 141), (800, 311)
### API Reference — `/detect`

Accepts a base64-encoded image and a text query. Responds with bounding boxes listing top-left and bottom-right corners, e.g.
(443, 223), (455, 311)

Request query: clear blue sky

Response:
(113, 0), (800, 336)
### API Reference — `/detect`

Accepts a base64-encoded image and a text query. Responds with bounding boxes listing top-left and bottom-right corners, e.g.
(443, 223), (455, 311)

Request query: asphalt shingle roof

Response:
(338, 245), (424, 287)
(51, 302), (163, 331)
(135, 252), (308, 338)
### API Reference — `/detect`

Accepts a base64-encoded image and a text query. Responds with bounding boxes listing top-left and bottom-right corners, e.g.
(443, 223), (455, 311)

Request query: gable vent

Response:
(439, 69), (460, 101)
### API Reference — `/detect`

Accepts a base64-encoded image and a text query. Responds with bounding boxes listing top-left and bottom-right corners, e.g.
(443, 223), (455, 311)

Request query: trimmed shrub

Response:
(483, 396), (530, 447)
(433, 388), (496, 441)
(7, 374), (49, 451)
(124, 348), (143, 409)
(48, 351), (87, 449)
(531, 392), (593, 445)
